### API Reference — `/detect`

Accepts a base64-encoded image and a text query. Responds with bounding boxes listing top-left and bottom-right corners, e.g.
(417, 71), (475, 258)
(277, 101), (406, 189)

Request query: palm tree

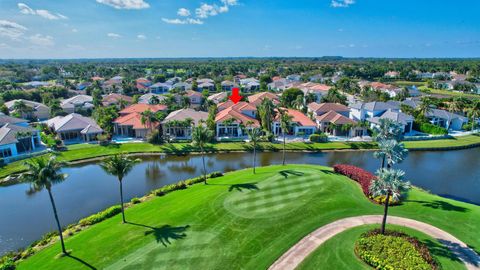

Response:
(373, 139), (408, 169)
(15, 131), (33, 153)
(466, 101), (480, 131)
(246, 127), (262, 174)
(257, 99), (276, 133)
(100, 155), (140, 223)
(141, 109), (156, 132)
(417, 97), (434, 117)
(192, 123), (213, 184)
(446, 98), (463, 130)
(21, 156), (68, 254)
(149, 95), (160, 105)
(13, 100), (32, 118)
(279, 109), (293, 166)
(370, 168), (410, 234)
(372, 118), (404, 142)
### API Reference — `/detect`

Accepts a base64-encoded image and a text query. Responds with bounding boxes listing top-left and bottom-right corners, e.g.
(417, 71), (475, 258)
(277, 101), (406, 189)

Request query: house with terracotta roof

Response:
(215, 102), (259, 138)
(315, 111), (366, 137)
(247, 92), (281, 107)
(307, 102), (350, 118)
(136, 78), (152, 91)
(272, 109), (317, 137)
(113, 104), (168, 138)
(46, 113), (103, 143)
(161, 109), (209, 140)
(369, 82), (403, 98)
(299, 83), (331, 102)
(175, 90), (203, 107)
(102, 93), (133, 107)
(102, 76), (123, 92)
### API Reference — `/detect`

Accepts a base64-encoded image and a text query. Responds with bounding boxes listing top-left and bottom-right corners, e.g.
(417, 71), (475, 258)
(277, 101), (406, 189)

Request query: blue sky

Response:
(0, 0), (479, 59)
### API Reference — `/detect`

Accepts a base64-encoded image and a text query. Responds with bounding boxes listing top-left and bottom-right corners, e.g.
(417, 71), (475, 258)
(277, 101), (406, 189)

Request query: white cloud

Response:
(162, 18), (204, 25)
(18, 3), (68, 20)
(29, 34), (55, 46)
(196, 4), (218, 18)
(72, 28), (78, 33)
(107, 32), (122, 38)
(137, 34), (146, 40)
(331, 0), (355, 8)
(96, 0), (150, 9)
(177, 8), (191, 17)
(0, 20), (28, 40)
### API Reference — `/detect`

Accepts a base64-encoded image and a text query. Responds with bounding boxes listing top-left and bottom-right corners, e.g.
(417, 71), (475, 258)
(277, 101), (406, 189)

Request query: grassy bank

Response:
(297, 225), (466, 270)
(1, 134), (479, 180)
(420, 87), (480, 99)
(16, 165), (480, 269)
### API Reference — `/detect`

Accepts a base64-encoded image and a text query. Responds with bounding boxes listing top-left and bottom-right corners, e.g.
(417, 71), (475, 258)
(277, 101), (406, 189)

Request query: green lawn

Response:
(297, 225), (466, 270)
(420, 86), (480, 99)
(2, 134), (479, 180)
(16, 165), (480, 270)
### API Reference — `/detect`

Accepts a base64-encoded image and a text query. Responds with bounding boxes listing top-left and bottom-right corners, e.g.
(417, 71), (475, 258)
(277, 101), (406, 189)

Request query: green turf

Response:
(419, 86), (480, 99)
(2, 134), (479, 179)
(297, 224), (466, 270)
(16, 165), (480, 270)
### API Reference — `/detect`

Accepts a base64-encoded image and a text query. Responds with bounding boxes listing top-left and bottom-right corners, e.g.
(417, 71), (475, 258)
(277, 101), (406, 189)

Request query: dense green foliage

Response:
(309, 133), (328, 143)
(417, 123), (448, 135)
(78, 206), (122, 226)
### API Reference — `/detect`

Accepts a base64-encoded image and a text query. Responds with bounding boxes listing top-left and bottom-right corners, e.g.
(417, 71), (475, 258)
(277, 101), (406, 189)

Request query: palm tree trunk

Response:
(381, 156), (385, 169)
(253, 145), (256, 174)
(202, 149), (207, 184)
(381, 192), (391, 235)
(119, 179), (126, 223)
(47, 188), (67, 254)
(282, 132), (286, 166)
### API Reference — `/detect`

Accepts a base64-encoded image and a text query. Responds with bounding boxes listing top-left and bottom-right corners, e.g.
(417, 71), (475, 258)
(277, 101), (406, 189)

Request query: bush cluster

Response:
(417, 123), (448, 135)
(309, 133), (328, 143)
(333, 164), (376, 195)
(78, 205), (122, 226)
(151, 171), (224, 196)
(355, 229), (438, 270)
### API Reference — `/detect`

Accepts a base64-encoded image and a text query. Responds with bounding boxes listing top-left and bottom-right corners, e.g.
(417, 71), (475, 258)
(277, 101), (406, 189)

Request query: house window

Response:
(0, 148), (12, 158)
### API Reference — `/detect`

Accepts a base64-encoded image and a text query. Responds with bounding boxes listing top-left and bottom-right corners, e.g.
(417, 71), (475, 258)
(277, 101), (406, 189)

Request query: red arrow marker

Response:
(229, 87), (242, 104)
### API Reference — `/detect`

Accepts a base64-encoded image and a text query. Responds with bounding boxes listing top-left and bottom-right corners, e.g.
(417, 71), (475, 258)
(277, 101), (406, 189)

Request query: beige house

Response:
(162, 109), (209, 140)
(5, 99), (51, 120)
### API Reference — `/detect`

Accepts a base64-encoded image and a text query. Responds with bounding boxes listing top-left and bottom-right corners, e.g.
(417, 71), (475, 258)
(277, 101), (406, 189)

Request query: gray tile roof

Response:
(0, 123), (37, 146)
(368, 109), (414, 126)
(350, 101), (399, 111)
(46, 113), (103, 133)
(426, 109), (468, 121)
(162, 109), (209, 126)
(0, 115), (28, 126)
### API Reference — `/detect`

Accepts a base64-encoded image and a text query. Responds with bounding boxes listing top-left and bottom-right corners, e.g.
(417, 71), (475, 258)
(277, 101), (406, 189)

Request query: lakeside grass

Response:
(419, 87), (480, 99)
(1, 134), (479, 180)
(16, 165), (480, 269)
(297, 224), (466, 270)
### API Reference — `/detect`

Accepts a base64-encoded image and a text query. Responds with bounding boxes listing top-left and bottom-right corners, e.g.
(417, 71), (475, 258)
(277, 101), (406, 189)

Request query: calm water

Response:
(0, 148), (479, 254)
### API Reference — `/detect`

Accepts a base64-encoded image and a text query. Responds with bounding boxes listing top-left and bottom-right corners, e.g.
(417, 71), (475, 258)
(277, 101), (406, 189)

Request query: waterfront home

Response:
(221, 81), (236, 91)
(307, 102), (350, 118)
(4, 99), (51, 120)
(368, 109), (414, 134)
(272, 109), (317, 137)
(102, 93), (133, 107)
(138, 93), (166, 104)
(315, 111), (365, 137)
(0, 122), (40, 160)
(215, 102), (259, 138)
(268, 78), (290, 92)
(349, 101), (400, 121)
(113, 104), (167, 139)
(162, 109), (209, 140)
(425, 109), (468, 131)
(0, 115), (29, 127)
(247, 92), (281, 106)
(60, 95), (94, 114)
(208, 92), (228, 104)
(46, 113), (103, 142)
(149, 82), (172, 94)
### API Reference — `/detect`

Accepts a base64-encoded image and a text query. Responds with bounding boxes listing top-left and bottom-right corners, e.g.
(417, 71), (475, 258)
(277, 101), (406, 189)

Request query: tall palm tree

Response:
(192, 123), (213, 184)
(246, 127), (262, 174)
(466, 101), (480, 131)
(13, 100), (32, 118)
(373, 139), (408, 169)
(372, 118), (404, 142)
(446, 98), (463, 130)
(417, 97), (434, 117)
(370, 168), (410, 234)
(21, 156), (68, 254)
(279, 109), (293, 166)
(257, 99), (276, 133)
(141, 109), (156, 132)
(100, 155), (140, 223)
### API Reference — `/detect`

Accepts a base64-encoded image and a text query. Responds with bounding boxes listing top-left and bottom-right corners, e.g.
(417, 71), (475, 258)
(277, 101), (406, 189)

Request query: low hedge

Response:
(309, 133), (328, 143)
(333, 164), (376, 196)
(151, 171), (224, 196)
(78, 205), (122, 226)
(417, 123), (448, 135)
(355, 229), (438, 270)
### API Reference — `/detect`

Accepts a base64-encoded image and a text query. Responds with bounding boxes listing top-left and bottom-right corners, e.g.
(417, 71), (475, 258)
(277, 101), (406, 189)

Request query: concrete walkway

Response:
(269, 215), (480, 270)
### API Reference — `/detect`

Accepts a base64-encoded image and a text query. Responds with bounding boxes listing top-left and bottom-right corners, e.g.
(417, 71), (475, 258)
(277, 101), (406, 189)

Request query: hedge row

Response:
(151, 171), (224, 196)
(355, 229), (438, 270)
(417, 123), (448, 135)
(78, 205), (122, 226)
(333, 164), (376, 196)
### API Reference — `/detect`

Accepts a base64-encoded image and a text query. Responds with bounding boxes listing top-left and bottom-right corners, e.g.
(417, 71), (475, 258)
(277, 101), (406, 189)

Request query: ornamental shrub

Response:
(355, 229), (438, 270)
(309, 133), (328, 143)
(333, 164), (376, 196)
(131, 197), (141, 204)
(418, 123), (448, 135)
(0, 258), (15, 270)
(78, 205), (122, 226)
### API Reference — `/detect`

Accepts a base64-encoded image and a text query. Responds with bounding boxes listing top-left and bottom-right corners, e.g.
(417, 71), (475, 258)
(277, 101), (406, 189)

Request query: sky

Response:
(0, 0), (479, 59)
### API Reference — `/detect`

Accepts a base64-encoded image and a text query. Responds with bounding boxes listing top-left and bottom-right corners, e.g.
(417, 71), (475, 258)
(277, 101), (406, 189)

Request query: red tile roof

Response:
(276, 108), (316, 127)
(215, 106), (260, 127)
(114, 113), (159, 129)
(308, 102), (349, 115)
(316, 110), (356, 125)
(247, 92), (280, 106)
(102, 94), (133, 105)
(119, 104), (167, 115)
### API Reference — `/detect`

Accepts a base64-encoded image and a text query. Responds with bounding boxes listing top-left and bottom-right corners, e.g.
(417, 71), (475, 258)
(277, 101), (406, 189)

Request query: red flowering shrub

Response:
(333, 164), (376, 196)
